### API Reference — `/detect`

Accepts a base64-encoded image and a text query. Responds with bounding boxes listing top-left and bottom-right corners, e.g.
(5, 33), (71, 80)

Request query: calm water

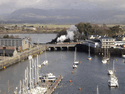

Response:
(9, 33), (56, 43)
(0, 34), (125, 94)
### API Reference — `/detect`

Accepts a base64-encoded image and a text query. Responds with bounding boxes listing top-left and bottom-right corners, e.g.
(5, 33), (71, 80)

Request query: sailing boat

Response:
(41, 50), (48, 66)
(108, 60), (115, 75)
(73, 47), (79, 65)
(88, 43), (92, 60)
(97, 85), (99, 94)
(102, 48), (109, 64)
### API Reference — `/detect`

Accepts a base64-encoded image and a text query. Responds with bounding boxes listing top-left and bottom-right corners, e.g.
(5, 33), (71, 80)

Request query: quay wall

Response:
(76, 44), (125, 56)
(0, 45), (46, 70)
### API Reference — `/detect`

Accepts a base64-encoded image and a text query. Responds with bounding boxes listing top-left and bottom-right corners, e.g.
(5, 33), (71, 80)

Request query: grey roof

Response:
(0, 49), (14, 56)
(100, 37), (114, 39)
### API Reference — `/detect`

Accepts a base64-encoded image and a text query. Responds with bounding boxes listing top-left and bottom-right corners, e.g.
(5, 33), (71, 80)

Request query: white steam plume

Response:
(57, 25), (78, 42)
(57, 35), (67, 42)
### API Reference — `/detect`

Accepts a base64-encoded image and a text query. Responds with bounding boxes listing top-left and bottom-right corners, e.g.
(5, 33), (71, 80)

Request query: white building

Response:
(88, 35), (101, 39)
(100, 37), (116, 48)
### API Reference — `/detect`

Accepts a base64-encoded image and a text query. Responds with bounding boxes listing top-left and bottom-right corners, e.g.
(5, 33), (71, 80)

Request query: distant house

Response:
(26, 26), (36, 31)
(0, 38), (31, 51)
(0, 49), (16, 57)
(88, 35), (101, 39)
(100, 37), (116, 48)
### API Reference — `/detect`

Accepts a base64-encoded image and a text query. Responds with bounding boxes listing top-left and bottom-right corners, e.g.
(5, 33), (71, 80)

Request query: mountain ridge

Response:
(0, 8), (125, 24)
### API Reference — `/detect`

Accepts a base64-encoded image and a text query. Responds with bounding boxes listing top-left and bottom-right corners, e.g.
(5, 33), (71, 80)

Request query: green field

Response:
(6, 24), (71, 28)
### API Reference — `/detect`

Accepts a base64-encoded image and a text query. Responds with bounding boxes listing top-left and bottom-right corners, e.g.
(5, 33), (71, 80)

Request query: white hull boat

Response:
(73, 64), (77, 69)
(108, 70), (114, 75)
(88, 56), (92, 60)
(74, 61), (79, 65)
(42, 73), (56, 81)
(38, 64), (41, 68)
(108, 74), (118, 87)
(102, 59), (107, 64)
(41, 60), (48, 66)
(122, 55), (125, 58)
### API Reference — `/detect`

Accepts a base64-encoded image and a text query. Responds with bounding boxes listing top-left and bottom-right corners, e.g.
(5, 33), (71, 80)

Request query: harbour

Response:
(0, 34), (125, 94)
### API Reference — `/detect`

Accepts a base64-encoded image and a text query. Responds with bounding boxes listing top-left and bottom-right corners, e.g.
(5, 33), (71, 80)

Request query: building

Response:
(88, 35), (101, 39)
(84, 39), (100, 48)
(26, 26), (36, 31)
(0, 38), (31, 51)
(99, 37), (116, 48)
(0, 49), (16, 57)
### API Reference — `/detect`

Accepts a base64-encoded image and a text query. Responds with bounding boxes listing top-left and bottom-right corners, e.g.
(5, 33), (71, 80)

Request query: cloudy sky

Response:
(0, 0), (125, 14)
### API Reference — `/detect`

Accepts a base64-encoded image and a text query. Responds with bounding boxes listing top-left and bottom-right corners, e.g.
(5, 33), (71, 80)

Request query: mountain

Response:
(0, 8), (125, 24)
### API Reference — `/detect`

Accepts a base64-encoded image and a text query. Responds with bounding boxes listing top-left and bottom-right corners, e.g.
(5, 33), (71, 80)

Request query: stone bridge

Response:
(44, 42), (82, 51)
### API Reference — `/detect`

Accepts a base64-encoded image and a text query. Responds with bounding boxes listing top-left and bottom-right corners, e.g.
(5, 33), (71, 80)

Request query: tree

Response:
(57, 28), (67, 37)
(3, 35), (9, 38)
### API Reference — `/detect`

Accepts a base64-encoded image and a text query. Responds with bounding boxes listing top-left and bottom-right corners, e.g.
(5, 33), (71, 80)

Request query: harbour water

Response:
(0, 34), (125, 94)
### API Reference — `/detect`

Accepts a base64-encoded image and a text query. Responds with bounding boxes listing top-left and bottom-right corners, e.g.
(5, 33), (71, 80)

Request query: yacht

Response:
(73, 64), (77, 69)
(74, 47), (79, 65)
(41, 60), (48, 66)
(122, 54), (125, 58)
(108, 70), (114, 75)
(41, 50), (48, 66)
(38, 64), (41, 68)
(88, 44), (92, 60)
(42, 73), (56, 81)
(108, 60), (115, 75)
(102, 59), (107, 64)
(102, 48), (109, 64)
(108, 75), (118, 87)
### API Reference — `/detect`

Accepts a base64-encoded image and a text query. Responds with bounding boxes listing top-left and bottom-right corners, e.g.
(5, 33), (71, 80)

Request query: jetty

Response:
(46, 75), (63, 94)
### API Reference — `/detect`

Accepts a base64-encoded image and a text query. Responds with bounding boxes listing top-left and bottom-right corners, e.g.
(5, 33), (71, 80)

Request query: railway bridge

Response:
(45, 42), (82, 51)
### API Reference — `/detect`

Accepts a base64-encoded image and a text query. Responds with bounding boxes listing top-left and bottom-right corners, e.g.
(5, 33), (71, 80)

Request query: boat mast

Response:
(74, 47), (76, 62)
(34, 60), (37, 86)
(26, 67), (28, 93)
(37, 55), (39, 84)
(45, 49), (47, 60)
(88, 43), (90, 56)
(32, 59), (34, 88)
(97, 85), (99, 94)
(113, 60), (115, 72)
(29, 56), (32, 93)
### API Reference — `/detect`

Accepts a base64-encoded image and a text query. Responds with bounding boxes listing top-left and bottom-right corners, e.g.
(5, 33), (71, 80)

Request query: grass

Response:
(6, 24), (71, 28)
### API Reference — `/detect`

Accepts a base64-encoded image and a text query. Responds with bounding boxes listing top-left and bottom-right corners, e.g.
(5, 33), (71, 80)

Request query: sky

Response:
(0, 0), (125, 14)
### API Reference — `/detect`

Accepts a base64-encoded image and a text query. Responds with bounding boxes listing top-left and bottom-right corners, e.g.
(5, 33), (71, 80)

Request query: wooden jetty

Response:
(46, 75), (63, 94)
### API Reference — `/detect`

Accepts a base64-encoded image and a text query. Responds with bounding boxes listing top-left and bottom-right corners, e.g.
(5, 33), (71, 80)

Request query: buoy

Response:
(71, 71), (73, 74)
(116, 68), (117, 70)
(116, 59), (117, 61)
(4, 66), (5, 69)
(69, 80), (71, 82)
(79, 87), (81, 90)
(80, 61), (82, 63)
(123, 59), (124, 62)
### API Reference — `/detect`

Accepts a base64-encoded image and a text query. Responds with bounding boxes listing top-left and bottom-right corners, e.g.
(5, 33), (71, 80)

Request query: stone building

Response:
(0, 38), (31, 51)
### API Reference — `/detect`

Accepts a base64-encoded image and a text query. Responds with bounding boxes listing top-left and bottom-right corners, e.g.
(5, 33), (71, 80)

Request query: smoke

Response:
(57, 35), (67, 42)
(57, 25), (78, 42)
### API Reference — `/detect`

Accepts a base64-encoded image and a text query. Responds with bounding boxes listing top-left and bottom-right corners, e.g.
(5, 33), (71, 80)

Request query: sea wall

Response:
(76, 44), (125, 57)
